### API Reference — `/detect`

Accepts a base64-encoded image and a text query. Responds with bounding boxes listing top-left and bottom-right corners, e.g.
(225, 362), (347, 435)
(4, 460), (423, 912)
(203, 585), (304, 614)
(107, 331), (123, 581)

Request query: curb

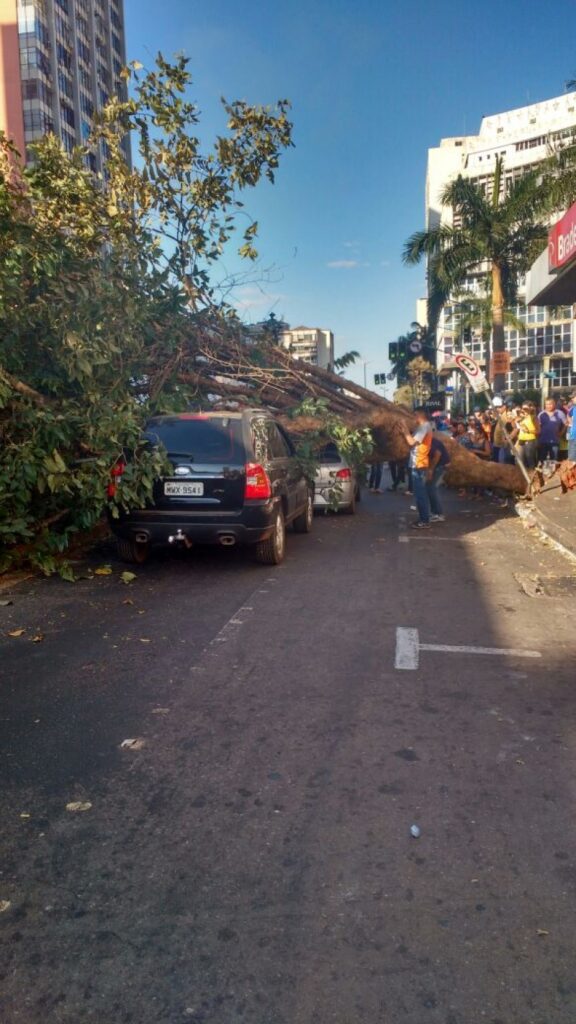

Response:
(515, 501), (576, 564)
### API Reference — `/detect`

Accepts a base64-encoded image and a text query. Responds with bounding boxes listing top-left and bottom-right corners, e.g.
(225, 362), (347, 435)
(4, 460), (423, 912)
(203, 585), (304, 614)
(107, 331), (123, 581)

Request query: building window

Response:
(549, 359), (576, 388)
(57, 42), (72, 69)
(62, 129), (76, 153)
(23, 109), (54, 134)
(77, 40), (91, 65)
(79, 90), (94, 117)
(58, 70), (73, 99)
(60, 102), (75, 128)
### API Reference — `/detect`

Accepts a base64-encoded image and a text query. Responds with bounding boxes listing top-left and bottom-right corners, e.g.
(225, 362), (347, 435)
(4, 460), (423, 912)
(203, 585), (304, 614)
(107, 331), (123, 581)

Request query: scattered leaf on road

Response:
(19, 812), (30, 819)
(120, 571), (137, 585)
(31, 634), (44, 643)
(139, 638), (151, 643)
(8, 629), (25, 638)
(66, 801), (92, 813)
(537, 929), (549, 937)
(94, 566), (113, 576)
(0, 901), (11, 913)
(0, 599), (13, 607)
(122, 598), (134, 605)
(120, 738), (146, 751)
(151, 707), (170, 715)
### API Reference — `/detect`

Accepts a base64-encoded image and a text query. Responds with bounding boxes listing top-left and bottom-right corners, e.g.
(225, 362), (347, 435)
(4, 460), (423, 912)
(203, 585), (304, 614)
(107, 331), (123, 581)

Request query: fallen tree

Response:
(174, 329), (527, 494)
(0, 54), (526, 577)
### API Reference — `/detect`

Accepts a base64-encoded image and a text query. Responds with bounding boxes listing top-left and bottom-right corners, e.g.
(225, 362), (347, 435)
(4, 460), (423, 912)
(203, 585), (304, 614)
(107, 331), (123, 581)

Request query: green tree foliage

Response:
(0, 55), (294, 574)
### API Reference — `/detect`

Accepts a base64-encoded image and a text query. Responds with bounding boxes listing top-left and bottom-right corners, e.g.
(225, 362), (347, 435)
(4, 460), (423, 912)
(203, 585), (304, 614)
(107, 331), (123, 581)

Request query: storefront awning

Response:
(525, 246), (576, 306)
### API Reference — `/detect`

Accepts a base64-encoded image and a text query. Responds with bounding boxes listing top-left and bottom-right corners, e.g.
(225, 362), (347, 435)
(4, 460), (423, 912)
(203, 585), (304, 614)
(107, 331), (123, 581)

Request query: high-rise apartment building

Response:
(0, 0), (130, 170)
(279, 326), (335, 370)
(424, 92), (576, 401)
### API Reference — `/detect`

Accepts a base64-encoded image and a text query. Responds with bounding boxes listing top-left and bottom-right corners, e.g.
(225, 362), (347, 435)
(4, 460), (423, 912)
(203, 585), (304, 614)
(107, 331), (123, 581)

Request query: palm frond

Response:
(402, 224), (456, 265)
(441, 175), (492, 228)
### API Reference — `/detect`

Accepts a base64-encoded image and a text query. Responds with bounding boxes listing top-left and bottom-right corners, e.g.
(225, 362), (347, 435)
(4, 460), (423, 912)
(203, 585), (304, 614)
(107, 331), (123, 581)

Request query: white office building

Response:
(425, 91), (576, 403)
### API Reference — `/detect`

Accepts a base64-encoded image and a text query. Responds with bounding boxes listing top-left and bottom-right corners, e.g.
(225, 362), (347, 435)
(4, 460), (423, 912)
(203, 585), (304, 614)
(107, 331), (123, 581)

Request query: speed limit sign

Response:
(454, 352), (490, 394)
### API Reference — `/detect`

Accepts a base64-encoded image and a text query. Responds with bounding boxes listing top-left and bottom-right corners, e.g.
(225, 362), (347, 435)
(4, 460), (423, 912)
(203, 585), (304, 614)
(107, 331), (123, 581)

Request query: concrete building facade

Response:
(0, 0), (129, 170)
(279, 326), (335, 371)
(425, 91), (576, 403)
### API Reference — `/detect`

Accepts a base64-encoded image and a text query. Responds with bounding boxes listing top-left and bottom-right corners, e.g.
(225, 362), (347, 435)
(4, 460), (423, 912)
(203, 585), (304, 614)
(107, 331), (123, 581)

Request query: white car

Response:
(313, 443), (360, 515)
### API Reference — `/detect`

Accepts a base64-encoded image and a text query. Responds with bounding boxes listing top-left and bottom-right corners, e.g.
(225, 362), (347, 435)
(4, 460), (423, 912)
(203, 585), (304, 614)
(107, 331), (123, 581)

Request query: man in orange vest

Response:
(403, 407), (433, 530)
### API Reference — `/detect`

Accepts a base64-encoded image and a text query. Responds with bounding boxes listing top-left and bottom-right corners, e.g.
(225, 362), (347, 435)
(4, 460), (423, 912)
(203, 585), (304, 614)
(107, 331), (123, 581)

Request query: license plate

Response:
(164, 481), (204, 497)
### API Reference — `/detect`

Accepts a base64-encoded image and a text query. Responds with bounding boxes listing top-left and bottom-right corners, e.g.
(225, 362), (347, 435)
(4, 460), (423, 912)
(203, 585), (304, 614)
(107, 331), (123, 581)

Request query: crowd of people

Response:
(367, 393), (576, 530)
(447, 395), (576, 470)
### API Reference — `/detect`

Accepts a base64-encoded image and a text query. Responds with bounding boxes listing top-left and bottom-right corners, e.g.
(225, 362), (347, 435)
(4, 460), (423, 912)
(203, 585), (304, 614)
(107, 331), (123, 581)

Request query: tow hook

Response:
(168, 529), (193, 549)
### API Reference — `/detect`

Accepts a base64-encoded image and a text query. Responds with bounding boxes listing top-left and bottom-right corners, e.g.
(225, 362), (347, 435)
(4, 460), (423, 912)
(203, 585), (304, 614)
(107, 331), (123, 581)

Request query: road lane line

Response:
(420, 643), (541, 659)
(395, 628), (420, 670)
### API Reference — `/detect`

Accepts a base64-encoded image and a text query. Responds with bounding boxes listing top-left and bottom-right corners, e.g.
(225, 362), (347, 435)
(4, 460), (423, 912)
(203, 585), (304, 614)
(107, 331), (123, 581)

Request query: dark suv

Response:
(109, 410), (313, 565)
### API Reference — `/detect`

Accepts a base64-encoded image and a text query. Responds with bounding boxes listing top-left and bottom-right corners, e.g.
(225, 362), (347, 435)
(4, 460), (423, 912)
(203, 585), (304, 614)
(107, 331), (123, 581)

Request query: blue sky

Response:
(125, 0), (576, 389)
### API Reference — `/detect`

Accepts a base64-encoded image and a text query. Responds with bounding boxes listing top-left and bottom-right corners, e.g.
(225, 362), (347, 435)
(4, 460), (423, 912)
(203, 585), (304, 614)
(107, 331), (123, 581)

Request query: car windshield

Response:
(144, 416), (244, 464)
(318, 443), (342, 464)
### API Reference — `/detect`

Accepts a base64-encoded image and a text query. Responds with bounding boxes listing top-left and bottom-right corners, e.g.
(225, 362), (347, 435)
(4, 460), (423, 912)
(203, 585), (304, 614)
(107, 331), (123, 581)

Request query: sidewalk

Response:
(525, 475), (576, 559)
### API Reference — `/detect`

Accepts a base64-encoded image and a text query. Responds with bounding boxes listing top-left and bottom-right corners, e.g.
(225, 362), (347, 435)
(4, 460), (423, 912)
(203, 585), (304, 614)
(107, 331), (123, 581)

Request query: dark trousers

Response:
(389, 459), (406, 488)
(412, 468), (431, 524)
(426, 465), (444, 516)
(369, 463), (383, 489)
(517, 440), (538, 471)
(538, 442), (559, 462)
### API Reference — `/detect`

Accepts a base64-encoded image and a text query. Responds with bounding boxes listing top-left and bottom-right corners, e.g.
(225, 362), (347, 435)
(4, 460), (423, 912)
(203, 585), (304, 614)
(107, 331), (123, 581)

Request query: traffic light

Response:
(388, 341), (398, 362)
(374, 373), (383, 385)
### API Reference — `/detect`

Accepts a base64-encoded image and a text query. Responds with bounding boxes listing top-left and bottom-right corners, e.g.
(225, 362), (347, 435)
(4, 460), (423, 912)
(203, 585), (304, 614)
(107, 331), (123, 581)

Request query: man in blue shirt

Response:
(538, 398), (566, 462)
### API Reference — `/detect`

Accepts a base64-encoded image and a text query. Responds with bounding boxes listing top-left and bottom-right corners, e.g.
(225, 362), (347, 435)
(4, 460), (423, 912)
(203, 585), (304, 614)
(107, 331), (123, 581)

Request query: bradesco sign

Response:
(548, 200), (576, 272)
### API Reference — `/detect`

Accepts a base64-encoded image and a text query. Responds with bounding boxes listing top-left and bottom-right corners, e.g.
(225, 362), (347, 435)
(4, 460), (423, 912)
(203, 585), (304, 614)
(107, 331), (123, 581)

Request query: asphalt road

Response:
(1, 483), (576, 1024)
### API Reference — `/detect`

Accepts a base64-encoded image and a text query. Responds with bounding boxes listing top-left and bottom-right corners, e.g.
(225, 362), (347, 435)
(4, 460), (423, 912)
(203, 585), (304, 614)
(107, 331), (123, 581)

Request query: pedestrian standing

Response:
(515, 403), (539, 471)
(567, 396), (576, 463)
(403, 407), (432, 529)
(426, 435), (450, 522)
(388, 457), (408, 491)
(538, 398), (566, 463)
(369, 462), (383, 492)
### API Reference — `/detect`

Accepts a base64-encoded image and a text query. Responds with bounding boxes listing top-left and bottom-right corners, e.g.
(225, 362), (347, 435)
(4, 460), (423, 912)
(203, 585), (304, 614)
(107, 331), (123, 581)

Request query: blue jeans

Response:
(412, 468), (431, 523)
(569, 439), (576, 462)
(426, 465), (444, 516)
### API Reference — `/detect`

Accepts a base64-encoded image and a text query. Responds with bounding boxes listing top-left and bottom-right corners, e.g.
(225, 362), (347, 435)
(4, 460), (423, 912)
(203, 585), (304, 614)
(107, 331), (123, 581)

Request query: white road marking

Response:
(420, 642), (541, 659)
(394, 628), (420, 670)
(395, 626), (541, 671)
(398, 536), (409, 543)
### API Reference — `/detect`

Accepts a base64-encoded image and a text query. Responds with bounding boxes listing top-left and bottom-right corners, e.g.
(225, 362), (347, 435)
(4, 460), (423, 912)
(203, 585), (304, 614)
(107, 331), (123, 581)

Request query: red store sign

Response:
(549, 200), (576, 272)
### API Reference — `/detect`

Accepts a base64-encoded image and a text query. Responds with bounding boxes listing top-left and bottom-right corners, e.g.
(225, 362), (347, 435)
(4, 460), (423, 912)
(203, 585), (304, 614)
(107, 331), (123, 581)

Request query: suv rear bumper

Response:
(109, 503), (276, 547)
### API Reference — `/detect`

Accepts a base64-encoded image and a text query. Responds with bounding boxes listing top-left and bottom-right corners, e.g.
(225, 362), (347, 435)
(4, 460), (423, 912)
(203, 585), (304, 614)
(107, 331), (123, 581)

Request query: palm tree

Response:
(403, 157), (550, 392)
(333, 350), (360, 373)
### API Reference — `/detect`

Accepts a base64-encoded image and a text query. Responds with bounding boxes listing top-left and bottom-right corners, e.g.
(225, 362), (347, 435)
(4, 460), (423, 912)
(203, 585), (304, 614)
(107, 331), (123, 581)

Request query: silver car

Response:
(313, 443), (359, 514)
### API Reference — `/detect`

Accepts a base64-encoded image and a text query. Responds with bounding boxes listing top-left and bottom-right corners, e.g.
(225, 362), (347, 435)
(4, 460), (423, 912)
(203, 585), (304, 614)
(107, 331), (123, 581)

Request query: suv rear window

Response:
(318, 443), (342, 464)
(145, 416), (244, 464)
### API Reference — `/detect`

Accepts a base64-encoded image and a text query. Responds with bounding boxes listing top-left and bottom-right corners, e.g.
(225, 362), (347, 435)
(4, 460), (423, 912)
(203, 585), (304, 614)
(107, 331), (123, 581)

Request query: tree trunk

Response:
(491, 262), (506, 394)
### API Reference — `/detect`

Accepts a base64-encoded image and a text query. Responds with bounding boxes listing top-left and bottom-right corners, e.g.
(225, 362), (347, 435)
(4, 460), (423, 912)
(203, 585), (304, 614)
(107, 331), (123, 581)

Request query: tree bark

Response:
(491, 262), (506, 394)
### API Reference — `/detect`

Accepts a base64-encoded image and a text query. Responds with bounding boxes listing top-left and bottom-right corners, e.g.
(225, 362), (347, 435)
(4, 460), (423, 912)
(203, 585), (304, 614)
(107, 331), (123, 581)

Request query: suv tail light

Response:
(335, 467), (352, 480)
(107, 458), (126, 499)
(244, 462), (272, 500)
